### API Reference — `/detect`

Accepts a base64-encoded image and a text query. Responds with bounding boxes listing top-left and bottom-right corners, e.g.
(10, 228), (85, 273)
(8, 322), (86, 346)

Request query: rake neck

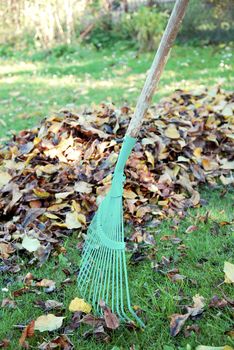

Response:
(110, 136), (137, 197)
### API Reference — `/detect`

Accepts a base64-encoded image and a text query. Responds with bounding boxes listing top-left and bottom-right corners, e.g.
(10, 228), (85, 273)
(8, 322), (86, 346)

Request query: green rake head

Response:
(78, 136), (145, 327)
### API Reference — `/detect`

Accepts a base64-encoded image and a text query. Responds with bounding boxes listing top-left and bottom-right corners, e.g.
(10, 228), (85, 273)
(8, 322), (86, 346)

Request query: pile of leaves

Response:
(0, 86), (233, 267)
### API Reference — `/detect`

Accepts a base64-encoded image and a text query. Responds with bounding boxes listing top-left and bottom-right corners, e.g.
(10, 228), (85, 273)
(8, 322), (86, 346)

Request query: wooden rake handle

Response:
(126, 0), (189, 138)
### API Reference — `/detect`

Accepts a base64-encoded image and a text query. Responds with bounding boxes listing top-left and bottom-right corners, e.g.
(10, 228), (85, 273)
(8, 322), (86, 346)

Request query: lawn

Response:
(0, 43), (233, 140)
(0, 189), (233, 349)
(0, 43), (233, 349)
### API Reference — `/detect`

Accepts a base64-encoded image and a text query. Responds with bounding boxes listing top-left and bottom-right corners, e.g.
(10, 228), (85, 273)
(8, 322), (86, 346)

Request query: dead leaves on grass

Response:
(0, 87), (233, 267)
(170, 294), (205, 336)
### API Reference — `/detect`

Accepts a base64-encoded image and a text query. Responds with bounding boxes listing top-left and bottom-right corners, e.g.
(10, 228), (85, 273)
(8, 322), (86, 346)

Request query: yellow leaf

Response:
(33, 137), (41, 145)
(123, 189), (137, 199)
(165, 124), (180, 139)
(77, 213), (86, 225)
(224, 261), (234, 284)
(33, 188), (50, 199)
(69, 297), (91, 313)
(193, 147), (202, 159)
(202, 159), (219, 171)
(44, 212), (60, 220)
(22, 236), (41, 252)
(65, 211), (82, 229)
(145, 151), (154, 167)
(71, 200), (81, 213)
(34, 314), (64, 332)
(47, 203), (69, 212)
(0, 171), (11, 189)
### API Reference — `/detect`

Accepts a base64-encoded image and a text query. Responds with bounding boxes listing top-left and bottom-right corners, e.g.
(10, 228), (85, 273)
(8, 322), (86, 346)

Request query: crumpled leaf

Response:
(36, 279), (56, 292)
(170, 313), (190, 337)
(22, 236), (41, 252)
(0, 243), (14, 259)
(224, 261), (234, 284)
(170, 294), (205, 336)
(69, 298), (92, 313)
(34, 314), (64, 332)
(35, 299), (63, 311)
(19, 320), (35, 348)
(38, 335), (74, 350)
(99, 300), (120, 330)
(188, 294), (205, 316)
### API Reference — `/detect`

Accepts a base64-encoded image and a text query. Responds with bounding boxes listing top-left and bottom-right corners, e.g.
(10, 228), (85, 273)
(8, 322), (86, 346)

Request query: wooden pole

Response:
(126, 0), (189, 138)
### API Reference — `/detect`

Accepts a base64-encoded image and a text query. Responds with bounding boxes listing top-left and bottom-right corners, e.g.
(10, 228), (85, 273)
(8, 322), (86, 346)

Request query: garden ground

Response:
(0, 43), (233, 349)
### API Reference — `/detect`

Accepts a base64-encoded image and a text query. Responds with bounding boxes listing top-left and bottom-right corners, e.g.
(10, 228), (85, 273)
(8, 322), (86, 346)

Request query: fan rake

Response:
(78, 0), (189, 327)
(77, 136), (144, 325)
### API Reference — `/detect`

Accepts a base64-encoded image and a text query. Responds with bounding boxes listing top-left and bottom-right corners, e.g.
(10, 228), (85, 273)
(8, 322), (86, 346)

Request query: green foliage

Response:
(118, 7), (168, 51)
(179, 0), (234, 44)
(86, 7), (168, 51)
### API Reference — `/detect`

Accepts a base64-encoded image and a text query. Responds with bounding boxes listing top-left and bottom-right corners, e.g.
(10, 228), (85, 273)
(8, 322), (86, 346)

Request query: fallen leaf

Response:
(36, 279), (56, 292)
(35, 299), (63, 311)
(165, 124), (180, 139)
(209, 295), (228, 308)
(99, 300), (120, 330)
(38, 335), (74, 350)
(224, 261), (234, 283)
(0, 338), (10, 348)
(65, 211), (82, 229)
(22, 236), (41, 252)
(0, 171), (11, 188)
(188, 294), (205, 316)
(69, 298), (92, 313)
(74, 181), (93, 194)
(185, 225), (198, 233)
(1, 298), (17, 309)
(0, 243), (14, 259)
(33, 188), (51, 198)
(80, 314), (105, 327)
(19, 320), (35, 348)
(34, 314), (64, 332)
(170, 313), (190, 337)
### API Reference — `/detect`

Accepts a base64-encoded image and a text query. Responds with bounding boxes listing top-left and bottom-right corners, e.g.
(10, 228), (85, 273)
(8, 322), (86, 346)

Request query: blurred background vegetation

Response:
(0, 0), (233, 55)
(0, 0), (233, 140)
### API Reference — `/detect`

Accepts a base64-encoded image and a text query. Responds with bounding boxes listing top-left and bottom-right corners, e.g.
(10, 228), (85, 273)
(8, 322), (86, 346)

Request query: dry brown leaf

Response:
(19, 320), (35, 348)
(170, 313), (190, 337)
(99, 300), (120, 330)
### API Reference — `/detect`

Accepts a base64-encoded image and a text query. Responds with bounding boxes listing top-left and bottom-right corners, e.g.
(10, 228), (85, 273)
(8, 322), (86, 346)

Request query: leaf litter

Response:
(0, 87), (233, 346)
(0, 87), (233, 266)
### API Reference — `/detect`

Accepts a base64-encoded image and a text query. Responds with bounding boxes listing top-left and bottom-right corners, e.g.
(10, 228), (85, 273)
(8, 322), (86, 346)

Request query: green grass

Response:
(0, 43), (233, 348)
(0, 188), (233, 349)
(0, 43), (233, 141)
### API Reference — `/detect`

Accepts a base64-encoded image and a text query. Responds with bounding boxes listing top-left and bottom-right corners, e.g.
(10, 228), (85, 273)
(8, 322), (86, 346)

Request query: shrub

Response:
(119, 7), (168, 51)
(86, 7), (168, 51)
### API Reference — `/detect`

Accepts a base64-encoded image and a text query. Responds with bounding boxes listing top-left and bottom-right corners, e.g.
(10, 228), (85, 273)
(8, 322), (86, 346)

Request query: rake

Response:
(78, 0), (189, 327)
